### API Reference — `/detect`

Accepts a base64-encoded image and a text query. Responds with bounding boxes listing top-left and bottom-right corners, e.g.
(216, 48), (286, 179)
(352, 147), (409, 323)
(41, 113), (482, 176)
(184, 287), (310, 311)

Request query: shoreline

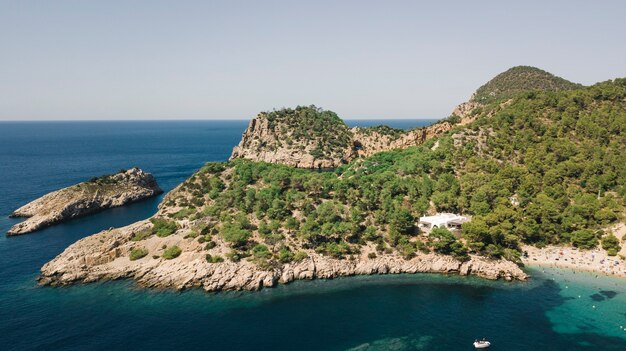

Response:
(521, 245), (626, 279)
(38, 221), (527, 291)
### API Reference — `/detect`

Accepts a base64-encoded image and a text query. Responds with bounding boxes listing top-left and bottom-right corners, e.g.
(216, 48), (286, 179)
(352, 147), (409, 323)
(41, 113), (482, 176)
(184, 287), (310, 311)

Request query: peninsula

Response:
(39, 66), (626, 290)
(8, 168), (162, 235)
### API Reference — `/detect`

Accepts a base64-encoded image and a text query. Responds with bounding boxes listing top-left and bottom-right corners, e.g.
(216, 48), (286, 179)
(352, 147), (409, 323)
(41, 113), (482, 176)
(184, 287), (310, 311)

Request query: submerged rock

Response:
(8, 168), (162, 235)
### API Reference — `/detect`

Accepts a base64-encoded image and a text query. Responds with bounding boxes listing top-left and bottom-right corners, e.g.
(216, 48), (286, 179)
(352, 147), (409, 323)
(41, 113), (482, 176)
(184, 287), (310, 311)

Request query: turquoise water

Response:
(0, 120), (625, 350)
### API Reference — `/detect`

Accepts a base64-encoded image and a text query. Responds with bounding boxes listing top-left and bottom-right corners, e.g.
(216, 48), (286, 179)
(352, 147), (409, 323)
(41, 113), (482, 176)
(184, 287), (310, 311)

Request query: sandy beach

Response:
(521, 223), (626, 278)
(522, 245), (626, 278)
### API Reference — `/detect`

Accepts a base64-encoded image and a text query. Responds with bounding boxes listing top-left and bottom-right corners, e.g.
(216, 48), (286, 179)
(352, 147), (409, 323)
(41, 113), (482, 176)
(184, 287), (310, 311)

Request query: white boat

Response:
(473, 339), (491, 349)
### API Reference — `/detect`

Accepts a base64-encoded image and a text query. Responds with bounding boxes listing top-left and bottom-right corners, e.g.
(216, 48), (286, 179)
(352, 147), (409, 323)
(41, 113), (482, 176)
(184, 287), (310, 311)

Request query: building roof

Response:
(418, 213), (467, 227)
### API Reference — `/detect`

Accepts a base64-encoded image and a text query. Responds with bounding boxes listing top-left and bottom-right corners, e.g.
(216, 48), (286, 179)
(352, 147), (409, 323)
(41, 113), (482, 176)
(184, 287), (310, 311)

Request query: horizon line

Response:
(0, 117), (443, 122)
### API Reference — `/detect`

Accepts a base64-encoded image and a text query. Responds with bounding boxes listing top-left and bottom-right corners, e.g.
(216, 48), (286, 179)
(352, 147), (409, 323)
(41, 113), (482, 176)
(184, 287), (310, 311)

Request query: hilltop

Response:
(231, 106), (353, 168)
(472, 66), (582, 103)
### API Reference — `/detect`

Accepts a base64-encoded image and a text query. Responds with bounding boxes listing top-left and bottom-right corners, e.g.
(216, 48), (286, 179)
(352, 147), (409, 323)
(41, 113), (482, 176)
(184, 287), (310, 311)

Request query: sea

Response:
(0, 120), (625, 351)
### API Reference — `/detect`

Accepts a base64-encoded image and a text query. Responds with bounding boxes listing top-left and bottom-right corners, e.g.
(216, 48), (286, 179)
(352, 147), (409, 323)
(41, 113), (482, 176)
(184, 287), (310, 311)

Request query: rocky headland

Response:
(8, 168), (162, 235)
(37, 66), (625, 292)
(38, 158), (527, 292)
(39, 219), (526, 291)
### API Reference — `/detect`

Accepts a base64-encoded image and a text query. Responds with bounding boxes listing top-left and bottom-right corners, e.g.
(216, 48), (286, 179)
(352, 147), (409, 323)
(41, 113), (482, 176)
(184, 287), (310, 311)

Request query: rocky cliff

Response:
(230, 102), (479, 168)
(231, 111), (353, 168)
(8, 168), (162, 235)
(39, 219), (526, 291)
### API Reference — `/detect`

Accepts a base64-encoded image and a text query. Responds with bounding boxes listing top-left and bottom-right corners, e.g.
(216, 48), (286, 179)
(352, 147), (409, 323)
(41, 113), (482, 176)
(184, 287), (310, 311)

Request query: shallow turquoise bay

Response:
(0, 120), (624, 350)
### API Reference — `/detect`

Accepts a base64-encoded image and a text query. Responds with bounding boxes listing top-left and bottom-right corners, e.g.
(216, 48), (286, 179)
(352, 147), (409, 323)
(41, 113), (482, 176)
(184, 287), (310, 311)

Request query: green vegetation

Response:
(129, 247), (148, 261)
(150, 218), (178, 237)
(602, 234), (621, 256)
(293, 251), (308, 262)
(205, 254), (224, 263)
(472, 66), (582, 103)
(262, 105), (352, 160)
(162, 246), (182, 259)
(130, 229), (152, 241)
(87, 170), (125, 184)
(571, 229), (598, 249)
(172, 208), (196, 219)
(358, 125), (405, 139)
(159, 77), (626, 267)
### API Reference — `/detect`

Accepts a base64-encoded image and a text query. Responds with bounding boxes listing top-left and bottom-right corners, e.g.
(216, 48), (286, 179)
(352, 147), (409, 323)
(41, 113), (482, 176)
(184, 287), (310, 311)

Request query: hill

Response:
(39, 75), (626, 291)
(472, 66), (582, 103)
(231, 67), (582, 169)
(230, 105), (353, 168)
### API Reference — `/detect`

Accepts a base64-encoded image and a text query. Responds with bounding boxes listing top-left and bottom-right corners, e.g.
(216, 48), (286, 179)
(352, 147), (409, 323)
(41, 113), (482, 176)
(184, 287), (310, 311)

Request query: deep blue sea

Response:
(0, 120), (625, 351)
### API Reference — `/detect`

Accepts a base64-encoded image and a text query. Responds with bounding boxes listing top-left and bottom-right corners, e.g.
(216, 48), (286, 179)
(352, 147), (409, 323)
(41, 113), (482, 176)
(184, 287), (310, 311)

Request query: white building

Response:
(418, 213), (468, 231)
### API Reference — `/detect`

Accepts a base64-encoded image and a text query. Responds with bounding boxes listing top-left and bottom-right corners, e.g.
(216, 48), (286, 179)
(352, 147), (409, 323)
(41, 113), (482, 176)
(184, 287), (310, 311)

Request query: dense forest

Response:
(148, 78), (626, 268)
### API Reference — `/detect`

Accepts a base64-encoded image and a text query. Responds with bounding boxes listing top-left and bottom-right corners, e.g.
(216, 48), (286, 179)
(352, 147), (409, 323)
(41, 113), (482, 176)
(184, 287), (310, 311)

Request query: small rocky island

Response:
(8, 168), (162, 235)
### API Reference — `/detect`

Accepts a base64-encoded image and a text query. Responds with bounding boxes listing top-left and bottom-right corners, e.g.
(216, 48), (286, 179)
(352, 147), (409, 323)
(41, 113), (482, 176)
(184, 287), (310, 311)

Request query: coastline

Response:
(38, 221), (527, 291)
(522, 244), (626, 279)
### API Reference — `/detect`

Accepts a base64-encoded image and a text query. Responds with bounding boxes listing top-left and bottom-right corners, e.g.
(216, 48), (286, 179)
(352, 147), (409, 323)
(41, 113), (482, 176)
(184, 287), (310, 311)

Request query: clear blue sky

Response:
(1, 0), (624, 120)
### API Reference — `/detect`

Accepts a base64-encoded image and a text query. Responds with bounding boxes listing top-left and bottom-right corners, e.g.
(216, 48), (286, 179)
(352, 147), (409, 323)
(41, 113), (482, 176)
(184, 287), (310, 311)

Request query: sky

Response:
(1, 0), (625, 120)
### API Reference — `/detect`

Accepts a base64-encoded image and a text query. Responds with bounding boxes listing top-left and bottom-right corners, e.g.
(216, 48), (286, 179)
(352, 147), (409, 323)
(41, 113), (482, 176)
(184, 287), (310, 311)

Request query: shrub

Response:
(220, 223), (252, 247)
(131, 229), (152, 241)
(129, 247), (148, 261)
(278, 247), (293, 263)
(251, 244), (272, 259)
(416, 240), (430, 254)
(367, 252), (377, 259)
(602, 234), (621, 256)
(450, 241), (470, 261)
(293, 251), (308, 262)
(226, 251), (241, 262)
(151, 218), (178, 237)
(205, 241), (217, 250)
(162, 246), (182, 259)
(363, 226), (380, 241)
(173, 208), (196, 220)
(184, 230), (199, 239)
(205, 254), (224, 263)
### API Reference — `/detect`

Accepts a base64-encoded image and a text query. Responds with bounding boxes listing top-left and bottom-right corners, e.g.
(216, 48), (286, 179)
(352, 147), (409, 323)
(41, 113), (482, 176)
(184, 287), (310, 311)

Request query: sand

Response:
(521, 223), (626, 278)
(522, 245), (626, 278)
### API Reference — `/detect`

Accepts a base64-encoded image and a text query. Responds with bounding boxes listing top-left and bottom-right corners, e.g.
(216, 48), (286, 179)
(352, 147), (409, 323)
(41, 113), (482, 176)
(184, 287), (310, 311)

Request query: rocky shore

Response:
(39, 220), (527, 291)
(8, 168), (162, 235)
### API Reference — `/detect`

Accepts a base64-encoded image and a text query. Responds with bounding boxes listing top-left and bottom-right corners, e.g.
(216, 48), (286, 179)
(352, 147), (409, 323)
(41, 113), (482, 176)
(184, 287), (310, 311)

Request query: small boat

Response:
(473, 339), (491, 349)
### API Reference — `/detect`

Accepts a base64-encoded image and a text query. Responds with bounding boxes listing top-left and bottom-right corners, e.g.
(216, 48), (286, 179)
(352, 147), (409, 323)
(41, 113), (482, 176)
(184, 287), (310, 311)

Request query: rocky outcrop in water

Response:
(8, 168), (162, 235)
(38, 219), (526, 291)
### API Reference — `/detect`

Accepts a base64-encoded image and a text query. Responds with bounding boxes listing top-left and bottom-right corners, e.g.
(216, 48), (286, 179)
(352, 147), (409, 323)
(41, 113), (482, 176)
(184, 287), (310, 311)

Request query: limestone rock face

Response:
(452, 100), (482, 120)
(230, 116), (348, 169)
(39, 221), (526, 291)
(8, 168), (162, 235)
